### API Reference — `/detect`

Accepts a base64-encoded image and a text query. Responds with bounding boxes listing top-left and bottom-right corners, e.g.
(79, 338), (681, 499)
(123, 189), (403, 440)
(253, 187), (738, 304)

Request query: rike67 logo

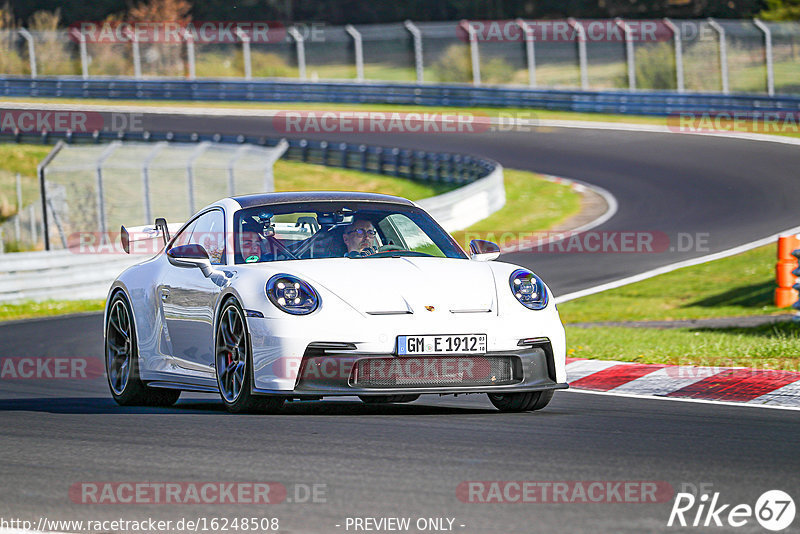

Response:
(668, 489), (795, 531)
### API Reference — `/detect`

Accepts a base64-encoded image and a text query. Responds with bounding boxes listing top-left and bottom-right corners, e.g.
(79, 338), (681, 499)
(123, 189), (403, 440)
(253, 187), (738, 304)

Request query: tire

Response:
(487, 390), (554, 412)
(215, 298), (284, 414)
(359, 394), (420, 404)
(105, 292), (180, 407)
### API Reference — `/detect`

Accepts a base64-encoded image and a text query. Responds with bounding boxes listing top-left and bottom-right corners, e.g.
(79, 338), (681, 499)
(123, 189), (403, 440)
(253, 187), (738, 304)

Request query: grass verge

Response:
(565, 322), (800, 371)
(559, 243), (800, 371)
(0, 299), (106, 322)
(558, 244), (783, 324)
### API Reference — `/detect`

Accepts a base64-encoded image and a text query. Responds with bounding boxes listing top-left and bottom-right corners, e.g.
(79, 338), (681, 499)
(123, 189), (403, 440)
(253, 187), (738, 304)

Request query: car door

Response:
(160, 208), (226, 372)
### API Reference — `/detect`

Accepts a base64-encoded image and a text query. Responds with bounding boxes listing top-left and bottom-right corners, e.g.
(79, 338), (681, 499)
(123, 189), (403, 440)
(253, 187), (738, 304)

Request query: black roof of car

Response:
(231, 191), (416, 209)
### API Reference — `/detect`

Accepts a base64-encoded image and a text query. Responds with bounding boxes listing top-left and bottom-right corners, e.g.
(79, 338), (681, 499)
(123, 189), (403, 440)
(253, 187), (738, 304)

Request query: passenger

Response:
(239, 230), (265, 263)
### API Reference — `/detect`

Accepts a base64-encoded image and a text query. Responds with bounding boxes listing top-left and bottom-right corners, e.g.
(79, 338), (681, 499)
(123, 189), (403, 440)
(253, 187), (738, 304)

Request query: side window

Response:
(170, 220), (197, 248)
(187, 209), (226, 265)
(379, 214), (445, 257)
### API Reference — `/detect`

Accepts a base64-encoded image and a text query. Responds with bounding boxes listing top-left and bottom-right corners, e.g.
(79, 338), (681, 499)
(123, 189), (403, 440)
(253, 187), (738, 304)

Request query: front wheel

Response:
(215, 299), (284, 414)
(487, 390), (554, 412)
(105, 292), (180, 407)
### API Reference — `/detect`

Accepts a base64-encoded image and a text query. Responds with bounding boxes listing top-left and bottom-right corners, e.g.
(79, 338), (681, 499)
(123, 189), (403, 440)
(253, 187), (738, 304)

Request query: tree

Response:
(760, 0), (800, 19)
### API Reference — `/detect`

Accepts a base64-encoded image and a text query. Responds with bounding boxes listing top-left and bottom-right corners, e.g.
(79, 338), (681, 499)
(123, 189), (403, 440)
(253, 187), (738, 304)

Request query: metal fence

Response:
(2, 18), (798, 95)
(0, 129), (500, 252)
(0, 140), (287, 252)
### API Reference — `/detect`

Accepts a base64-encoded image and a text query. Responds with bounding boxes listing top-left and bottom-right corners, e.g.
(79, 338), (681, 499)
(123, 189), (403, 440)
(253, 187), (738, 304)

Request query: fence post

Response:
(236, 28), (252, 80)
(515, 19), (536, 88)
(567, 18), (589, 90)
(18, 28), (37, 78)
(37, 141), (65, 251)
(95, 142), (121, 241)
(615, 18), (636, 90)
(753, 19), (775, 96)
(29, 204), (36, 247)
(404, 20), (424, 84)
(124, 27), (142, 79)
(460, 20), (481, 86)
(15, 173), (22, 243)
(707, 19), (729, 94)
(70, 29), (89, 79)
(264, 139), (287, 192)
(288, 27), (307, 80)
(345, 25), (364, 82)
(185, 30), (196, 80)
(141, 142), (167, 224)
(663, 18), (685, 93)
(227, 145), (250, 196)
(186, 141), (210, 215)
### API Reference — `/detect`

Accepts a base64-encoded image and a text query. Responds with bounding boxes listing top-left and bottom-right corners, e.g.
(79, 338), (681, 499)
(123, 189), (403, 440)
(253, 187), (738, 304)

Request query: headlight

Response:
(266, 274), (320, 315)
(509, 269), (548, 310)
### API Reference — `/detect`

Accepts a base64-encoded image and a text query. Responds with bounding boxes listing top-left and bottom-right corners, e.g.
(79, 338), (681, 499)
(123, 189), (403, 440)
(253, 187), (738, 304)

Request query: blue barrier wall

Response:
(2, 77), (800, 115)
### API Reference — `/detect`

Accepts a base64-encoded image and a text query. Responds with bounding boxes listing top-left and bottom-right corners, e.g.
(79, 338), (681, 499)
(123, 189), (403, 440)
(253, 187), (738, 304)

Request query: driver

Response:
(343, 218), (380, 257)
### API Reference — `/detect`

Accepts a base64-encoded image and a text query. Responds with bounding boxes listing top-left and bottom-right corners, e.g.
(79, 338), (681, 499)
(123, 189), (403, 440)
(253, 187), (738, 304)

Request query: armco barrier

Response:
(2, 77), (800, 116)
(0, 129), (505, 303)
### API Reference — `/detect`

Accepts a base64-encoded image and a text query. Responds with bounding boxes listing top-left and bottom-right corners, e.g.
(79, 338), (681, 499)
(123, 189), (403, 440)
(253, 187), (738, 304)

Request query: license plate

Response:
(397, 334), (487, 356)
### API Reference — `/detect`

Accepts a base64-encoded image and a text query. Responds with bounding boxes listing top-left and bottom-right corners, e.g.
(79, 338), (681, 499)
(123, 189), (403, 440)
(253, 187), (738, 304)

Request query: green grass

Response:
(272, 159), (454, 199)
(3, 97), (799, 139)
(560, 243), (800, 371)
(0, 145), (53, 219)
(451, 168), (581, 249)
(0, 299), (106, 321)
(565, 322), (800, 371)
(558, 244), (783, 324)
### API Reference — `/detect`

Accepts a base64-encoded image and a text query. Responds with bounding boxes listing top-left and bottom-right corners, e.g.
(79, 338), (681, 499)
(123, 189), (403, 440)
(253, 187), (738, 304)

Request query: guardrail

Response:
(2, 77), (800, 116)
(0, 128), (504, 303)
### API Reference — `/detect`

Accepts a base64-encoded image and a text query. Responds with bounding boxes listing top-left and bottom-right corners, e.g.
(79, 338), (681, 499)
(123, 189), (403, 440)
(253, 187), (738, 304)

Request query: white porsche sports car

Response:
(105, 192), (567, 413)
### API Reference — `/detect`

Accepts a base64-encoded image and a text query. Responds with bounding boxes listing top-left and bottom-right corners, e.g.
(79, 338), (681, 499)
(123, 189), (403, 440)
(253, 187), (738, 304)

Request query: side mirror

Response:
(469, 239), (500, 261)
(167, 244), (214, 277)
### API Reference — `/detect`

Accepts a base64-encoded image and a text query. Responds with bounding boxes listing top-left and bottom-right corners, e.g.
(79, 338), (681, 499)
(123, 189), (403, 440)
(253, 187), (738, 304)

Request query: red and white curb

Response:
(565, 358), (800, 409)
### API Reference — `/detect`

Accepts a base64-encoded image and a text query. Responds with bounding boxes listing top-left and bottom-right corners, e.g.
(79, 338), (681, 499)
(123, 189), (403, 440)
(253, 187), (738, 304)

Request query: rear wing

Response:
(120, 218), (184, 254)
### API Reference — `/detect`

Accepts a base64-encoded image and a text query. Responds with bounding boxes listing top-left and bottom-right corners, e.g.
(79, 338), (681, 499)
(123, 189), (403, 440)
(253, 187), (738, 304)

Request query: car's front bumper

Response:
(251, 343), (567, 397)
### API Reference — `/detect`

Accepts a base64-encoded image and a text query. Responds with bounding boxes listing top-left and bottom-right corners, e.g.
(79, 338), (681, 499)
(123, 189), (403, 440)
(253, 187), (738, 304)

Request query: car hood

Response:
(285, 257), (497, 315)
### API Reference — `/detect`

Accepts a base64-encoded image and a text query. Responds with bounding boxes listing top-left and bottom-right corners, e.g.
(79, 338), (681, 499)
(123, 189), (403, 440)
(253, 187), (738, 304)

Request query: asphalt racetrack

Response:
(1, 109), (800, 533)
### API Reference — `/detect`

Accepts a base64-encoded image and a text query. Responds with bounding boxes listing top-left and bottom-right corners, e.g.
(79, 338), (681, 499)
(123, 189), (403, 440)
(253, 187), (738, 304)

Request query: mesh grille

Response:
(352, 356), (517, 388)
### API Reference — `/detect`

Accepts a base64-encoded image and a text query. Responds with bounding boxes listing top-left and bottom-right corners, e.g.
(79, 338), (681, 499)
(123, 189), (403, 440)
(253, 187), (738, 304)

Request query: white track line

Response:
(563, 388), (800, 412)
(554, 223), (800, 303)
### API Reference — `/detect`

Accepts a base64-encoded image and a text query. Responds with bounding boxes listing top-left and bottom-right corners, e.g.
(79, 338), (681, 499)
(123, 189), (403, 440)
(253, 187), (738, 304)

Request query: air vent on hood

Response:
(366, 310), (414, 315)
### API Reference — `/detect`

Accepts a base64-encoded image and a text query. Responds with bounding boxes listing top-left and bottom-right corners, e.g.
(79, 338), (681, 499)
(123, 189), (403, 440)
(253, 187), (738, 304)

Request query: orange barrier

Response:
(775, 235), (800, 307)
(778, 235), (800, 261)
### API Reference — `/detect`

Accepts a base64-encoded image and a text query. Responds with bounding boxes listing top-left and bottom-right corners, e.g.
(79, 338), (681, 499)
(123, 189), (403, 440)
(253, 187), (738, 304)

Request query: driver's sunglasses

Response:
(345, 228), (377, 237)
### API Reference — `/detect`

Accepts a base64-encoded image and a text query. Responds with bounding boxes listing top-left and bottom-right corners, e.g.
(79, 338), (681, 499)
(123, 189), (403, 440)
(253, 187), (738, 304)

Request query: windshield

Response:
(232, 201), (467, 264)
